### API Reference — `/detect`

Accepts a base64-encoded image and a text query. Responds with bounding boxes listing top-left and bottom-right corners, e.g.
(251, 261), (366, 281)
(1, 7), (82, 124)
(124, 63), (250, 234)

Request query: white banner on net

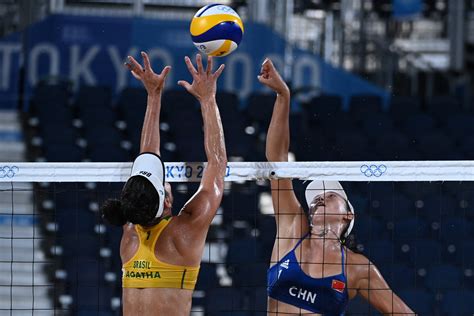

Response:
(0, 161), (473, 182)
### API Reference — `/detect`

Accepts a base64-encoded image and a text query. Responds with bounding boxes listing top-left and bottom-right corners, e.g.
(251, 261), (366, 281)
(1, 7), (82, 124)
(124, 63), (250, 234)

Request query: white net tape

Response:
(0, 161), (473, 182)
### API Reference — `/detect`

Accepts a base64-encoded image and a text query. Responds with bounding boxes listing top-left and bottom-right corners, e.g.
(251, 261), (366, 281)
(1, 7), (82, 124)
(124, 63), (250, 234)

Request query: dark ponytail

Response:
(100, 176), (161, 227)
(101, 198), (127, 226)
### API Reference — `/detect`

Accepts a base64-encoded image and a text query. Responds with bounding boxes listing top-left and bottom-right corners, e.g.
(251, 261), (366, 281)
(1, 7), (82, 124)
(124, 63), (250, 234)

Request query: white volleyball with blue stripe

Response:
(190, 4), (244, 57)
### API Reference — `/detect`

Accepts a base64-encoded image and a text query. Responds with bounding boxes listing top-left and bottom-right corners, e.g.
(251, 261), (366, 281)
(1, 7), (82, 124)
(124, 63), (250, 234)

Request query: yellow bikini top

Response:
(122, 217), (200, 290)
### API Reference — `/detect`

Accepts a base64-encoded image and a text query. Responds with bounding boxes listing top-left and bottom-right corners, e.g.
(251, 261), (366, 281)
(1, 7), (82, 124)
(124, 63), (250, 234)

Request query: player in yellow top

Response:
(101, 52), (227, 316)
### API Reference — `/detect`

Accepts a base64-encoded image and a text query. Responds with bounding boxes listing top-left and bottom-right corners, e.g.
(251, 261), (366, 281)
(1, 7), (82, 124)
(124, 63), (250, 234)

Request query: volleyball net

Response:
(1, 161), (474, 315)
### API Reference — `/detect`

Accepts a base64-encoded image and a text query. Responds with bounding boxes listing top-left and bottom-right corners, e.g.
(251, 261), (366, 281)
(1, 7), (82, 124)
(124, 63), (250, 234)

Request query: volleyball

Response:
(190, 4), (244, 57)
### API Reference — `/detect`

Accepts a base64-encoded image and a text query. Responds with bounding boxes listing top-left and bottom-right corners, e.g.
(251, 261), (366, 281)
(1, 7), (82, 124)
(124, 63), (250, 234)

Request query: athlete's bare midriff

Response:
(123, 287), (193, 316)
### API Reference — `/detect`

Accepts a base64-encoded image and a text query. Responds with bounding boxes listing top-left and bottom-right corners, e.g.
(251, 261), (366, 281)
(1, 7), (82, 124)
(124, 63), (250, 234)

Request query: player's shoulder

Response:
(345, 247), (370, 265)
(345, 247), (382, 276)
(345, 247), (376, 273)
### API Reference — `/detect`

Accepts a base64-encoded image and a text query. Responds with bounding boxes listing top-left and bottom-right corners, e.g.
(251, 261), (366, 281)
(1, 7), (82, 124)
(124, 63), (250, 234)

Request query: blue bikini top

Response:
(267, 233), (349, 315)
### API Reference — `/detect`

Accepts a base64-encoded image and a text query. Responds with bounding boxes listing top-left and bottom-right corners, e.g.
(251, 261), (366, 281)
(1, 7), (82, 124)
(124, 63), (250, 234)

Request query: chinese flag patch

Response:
(331, 279), (345, 293)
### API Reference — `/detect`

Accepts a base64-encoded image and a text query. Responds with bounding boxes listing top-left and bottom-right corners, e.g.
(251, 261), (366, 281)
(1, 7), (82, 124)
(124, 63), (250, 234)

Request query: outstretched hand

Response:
(258, 58), (289, 96)
(178, 54), (225, 103)
(125, 51), (171, 96)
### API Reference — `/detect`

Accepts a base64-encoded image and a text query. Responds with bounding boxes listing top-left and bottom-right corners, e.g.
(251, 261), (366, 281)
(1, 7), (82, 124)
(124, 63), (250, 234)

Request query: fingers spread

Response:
(184, 56), (198, 76)
(131, 70), (141, 80)
(160, 66), (171, 79)
(213, 64), (225, 78)
(141, 51), (152, 72)
(206, 56), (213, 76)
(177, 80), (192, 91)
(127, 56), (144, 75)
(196, 54), (204, 74)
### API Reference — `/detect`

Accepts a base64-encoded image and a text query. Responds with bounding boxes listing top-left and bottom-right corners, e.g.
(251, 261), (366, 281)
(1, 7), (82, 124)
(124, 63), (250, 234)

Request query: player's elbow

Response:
(220, 155), (228, 167)
(213, 173), (225, 196)
(213, 180), (225, 200)
(200, 179), (225, 207)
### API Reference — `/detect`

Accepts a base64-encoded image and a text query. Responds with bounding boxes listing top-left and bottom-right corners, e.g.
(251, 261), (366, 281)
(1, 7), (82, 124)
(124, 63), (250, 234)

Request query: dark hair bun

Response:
(101, 199), (127, 226)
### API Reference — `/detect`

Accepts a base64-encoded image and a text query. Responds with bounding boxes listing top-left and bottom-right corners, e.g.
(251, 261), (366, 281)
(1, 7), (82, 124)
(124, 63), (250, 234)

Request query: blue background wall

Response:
(0, 14), (388, 110)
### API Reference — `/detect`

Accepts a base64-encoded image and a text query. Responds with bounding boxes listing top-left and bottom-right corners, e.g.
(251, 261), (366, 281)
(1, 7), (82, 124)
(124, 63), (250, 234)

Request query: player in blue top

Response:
(258, 58), (415, 315)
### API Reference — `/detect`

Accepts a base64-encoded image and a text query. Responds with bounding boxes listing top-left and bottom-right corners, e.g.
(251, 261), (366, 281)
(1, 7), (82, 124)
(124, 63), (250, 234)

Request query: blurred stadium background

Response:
(0, 0), (474, 315)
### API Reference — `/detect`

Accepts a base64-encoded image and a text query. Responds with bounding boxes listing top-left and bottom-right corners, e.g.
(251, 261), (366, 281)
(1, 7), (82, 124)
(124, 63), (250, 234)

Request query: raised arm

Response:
(357, 260), (415, 315)
(260, 59), (291, 162)
(259, 59), (307, 239)
(125, 51), (171, 155)
(177, 55), (227, 226)
(102, 53), (170, 229)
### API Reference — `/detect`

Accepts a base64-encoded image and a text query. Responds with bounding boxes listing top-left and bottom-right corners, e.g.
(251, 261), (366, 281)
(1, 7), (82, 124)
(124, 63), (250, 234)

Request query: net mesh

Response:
(1, 162), (474, 315)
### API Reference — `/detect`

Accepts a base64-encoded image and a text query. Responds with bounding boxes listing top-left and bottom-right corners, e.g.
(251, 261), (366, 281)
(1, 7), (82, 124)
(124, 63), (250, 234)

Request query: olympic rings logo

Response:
(360, 164), (387, 177)
(217, 6), (235, 13)
(0, 166), (19, 178)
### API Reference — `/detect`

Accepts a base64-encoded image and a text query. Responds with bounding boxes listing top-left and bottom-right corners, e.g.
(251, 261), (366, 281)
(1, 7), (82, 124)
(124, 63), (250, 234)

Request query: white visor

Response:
(130, 153), (166, 218)
(305, 180), (355, 237)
